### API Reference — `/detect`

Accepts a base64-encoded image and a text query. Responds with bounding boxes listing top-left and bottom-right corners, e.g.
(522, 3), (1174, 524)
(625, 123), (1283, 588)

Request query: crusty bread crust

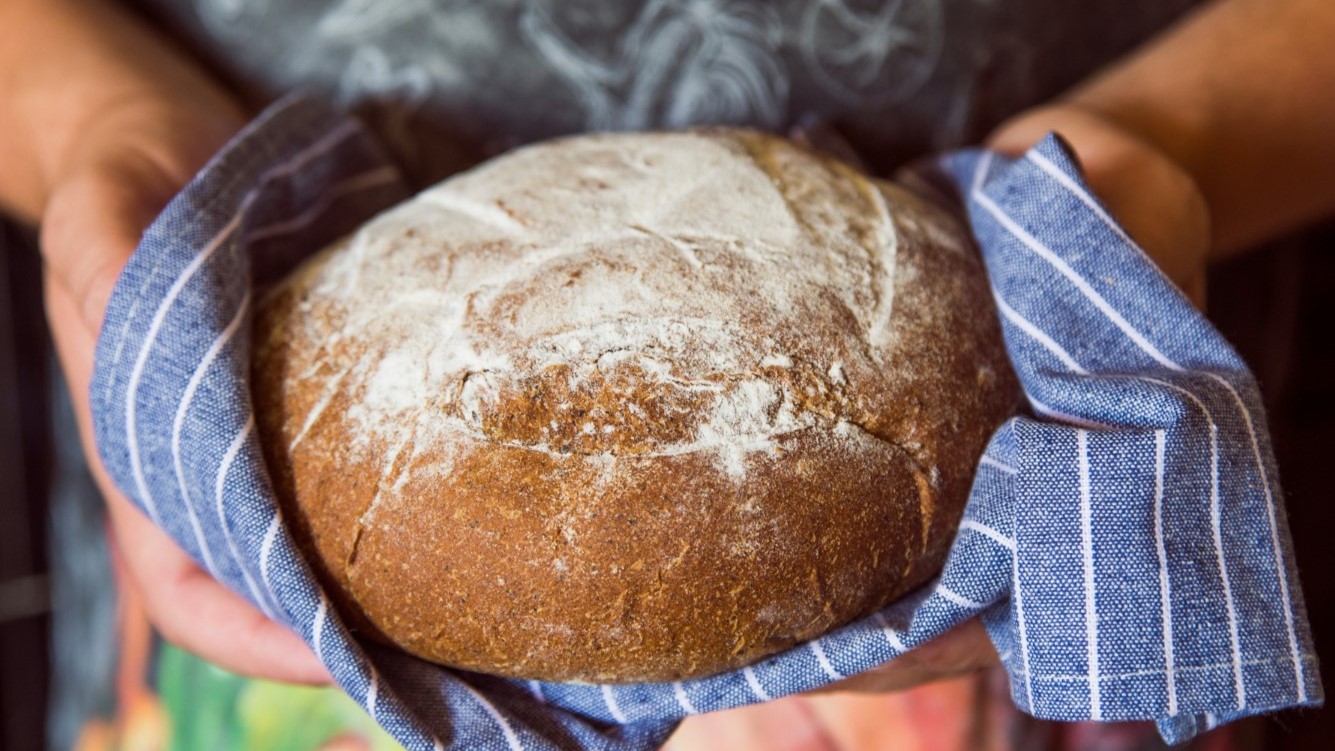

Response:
(251, 129), (1018, 683)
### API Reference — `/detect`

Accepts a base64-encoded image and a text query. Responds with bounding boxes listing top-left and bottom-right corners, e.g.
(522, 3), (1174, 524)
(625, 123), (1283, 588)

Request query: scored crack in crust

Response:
(251, 129), (1019, 683)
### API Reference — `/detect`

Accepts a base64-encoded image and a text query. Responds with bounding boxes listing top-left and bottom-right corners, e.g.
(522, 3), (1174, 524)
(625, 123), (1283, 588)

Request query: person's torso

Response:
(132, 0), (1198, 184)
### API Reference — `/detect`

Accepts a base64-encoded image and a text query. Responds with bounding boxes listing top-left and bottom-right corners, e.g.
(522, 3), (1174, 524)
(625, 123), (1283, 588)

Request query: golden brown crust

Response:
(251, 129), (1018, 683)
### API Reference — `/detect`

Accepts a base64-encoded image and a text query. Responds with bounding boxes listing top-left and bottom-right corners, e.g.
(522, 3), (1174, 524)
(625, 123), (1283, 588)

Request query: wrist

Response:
(1, 0), (244, 220)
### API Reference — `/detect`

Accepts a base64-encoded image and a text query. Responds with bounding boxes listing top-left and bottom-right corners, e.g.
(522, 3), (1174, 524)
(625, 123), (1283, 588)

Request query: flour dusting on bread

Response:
(280, 131), (913, 481)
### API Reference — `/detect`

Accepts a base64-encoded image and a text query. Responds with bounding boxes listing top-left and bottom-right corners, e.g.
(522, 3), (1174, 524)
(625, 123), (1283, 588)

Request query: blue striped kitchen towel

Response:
(89, 94), (1321, 750)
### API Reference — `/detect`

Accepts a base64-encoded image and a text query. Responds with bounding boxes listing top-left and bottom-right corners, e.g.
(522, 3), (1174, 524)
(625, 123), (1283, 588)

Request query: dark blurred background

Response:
(1, 220), (52, 751)
(0, 214), (1330, 749)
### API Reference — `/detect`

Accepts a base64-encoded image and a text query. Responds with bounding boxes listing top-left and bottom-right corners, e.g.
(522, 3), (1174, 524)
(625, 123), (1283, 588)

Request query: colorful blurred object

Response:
(73, 643), (401, 751)
(68, 540), (401, 751)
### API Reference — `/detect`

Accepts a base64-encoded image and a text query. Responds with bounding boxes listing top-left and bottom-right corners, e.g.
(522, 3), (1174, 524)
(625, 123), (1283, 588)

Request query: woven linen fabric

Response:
(90, 95), (1321, 750)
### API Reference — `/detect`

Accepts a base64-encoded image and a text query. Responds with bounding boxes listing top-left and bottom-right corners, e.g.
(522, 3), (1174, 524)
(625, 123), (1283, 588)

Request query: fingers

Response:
(665, 697), (840, 751)
(104, 490), (332, 686)
(666, 623), (1000, 750)
(801, 673), (997, 751)
(810, 620), (999, 694)
(46, 277), (330, 686)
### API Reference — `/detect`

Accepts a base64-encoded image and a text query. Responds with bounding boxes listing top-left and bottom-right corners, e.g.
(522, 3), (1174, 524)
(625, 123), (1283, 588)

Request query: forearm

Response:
(1054, 0), (1335, 257)
(0, 0), (243, 223)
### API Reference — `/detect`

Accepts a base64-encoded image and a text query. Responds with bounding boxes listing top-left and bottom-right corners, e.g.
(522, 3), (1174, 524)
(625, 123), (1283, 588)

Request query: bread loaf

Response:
(251, 129), (1017, 683)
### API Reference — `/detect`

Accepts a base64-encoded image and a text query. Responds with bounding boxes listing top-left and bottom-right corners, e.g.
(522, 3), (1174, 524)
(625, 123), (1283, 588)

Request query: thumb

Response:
(988, 105), (1210, 309)
(39, 154), (185, 337)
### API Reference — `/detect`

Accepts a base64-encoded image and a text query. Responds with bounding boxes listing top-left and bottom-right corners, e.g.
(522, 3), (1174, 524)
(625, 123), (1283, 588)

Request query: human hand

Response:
(799, 105), (1209, 698)
(666, 633), (1001, 751)
(667, 105), (1212, 750)
(14, 0), (330, 685)
(987, 104), (1212, 309)
(43, 93), (332, 686)
(784, 104), (1208, 701)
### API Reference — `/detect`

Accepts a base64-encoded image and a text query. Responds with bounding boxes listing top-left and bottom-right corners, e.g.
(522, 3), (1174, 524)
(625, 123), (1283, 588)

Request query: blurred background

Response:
(1, 215), (1331, 749)
(1, 221), (53, 751)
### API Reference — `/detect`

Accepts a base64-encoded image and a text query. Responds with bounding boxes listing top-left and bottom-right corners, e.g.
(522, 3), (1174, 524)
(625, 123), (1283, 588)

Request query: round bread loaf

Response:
(251, 129), (1018, 684)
